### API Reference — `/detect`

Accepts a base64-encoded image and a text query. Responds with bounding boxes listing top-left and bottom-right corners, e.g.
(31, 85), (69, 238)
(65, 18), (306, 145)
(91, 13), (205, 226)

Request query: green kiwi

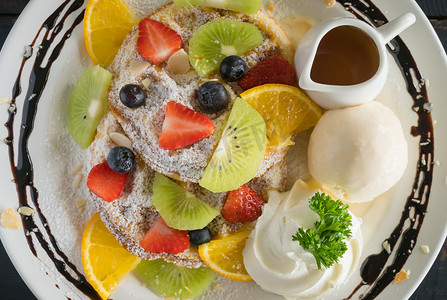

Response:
(188, 19), (263, 77)
(67, 65), (112, 148)
(200, 98), (266, 193)
(173, 0), (262, 14)
(152, 173), (219, 230)
(137, 259), (216, 299)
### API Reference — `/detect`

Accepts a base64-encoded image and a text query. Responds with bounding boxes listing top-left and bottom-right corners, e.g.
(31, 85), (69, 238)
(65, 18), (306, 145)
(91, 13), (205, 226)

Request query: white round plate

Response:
(0, 0), (446, 299)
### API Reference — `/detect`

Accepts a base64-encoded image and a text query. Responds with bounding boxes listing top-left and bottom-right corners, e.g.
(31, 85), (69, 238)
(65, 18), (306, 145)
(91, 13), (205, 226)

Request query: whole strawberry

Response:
(221, 184), (265, 223)
(238, 56), (296, 90)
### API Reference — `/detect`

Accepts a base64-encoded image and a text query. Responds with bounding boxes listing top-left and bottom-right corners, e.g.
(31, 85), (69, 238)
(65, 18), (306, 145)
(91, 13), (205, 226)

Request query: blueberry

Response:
(219, 55), (247, 82)
(107, 146), (136, 173)
(197, 81), (228, 113)
(119, 84), (146, 108)
(189, 227), (212, 247)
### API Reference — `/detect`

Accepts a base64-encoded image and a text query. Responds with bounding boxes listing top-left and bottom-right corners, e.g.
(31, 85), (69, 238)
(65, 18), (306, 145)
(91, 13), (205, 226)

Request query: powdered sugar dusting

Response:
(86, 113), (208, 267)
(107, 4), (294, 183)
(87, 1), (302, 271)
(38, 116), (97, 271)
(85, 112), (292, 268)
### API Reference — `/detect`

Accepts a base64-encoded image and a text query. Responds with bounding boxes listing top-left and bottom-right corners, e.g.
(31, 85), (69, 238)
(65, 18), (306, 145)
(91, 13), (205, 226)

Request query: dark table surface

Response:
(1, 0), (446, 299)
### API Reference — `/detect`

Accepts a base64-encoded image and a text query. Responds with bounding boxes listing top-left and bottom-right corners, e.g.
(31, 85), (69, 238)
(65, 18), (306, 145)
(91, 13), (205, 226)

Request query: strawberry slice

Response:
(238, 56), (296, 90)
(221, 184), (265, 223)
(139, 217), (190, 254)
(137, 18), (182, 64)
(159, 101), (215, 150)
(86, 162), (128, 202)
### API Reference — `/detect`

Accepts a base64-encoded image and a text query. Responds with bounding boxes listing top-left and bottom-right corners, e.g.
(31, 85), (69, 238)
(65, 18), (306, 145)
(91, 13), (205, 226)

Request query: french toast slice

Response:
(86, 112), (287, 267)
(107, 3), (294, 183)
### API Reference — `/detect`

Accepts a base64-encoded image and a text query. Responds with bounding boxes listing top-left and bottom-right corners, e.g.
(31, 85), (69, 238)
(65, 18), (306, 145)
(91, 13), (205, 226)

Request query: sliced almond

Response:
(74, 173), (84, 189)
(8, 103), (16, 113)
(18, 206), (35, 216)
(75, 199), (87, 212)
(24, 45), (33, 58)
(76, 199), (87, 208)
(129, 60), (150, 74)
(199, 77), (219, 84)
(382, 240), (391, 254)
(0, 97), (11, 105)
(70, 163), (83, 176)
(394, 269), (409, 284)
(167, 49), (190, 75)
(142, 78), (152, 90)
(1, 208), (20, 229)
(109, 132), (133, 149)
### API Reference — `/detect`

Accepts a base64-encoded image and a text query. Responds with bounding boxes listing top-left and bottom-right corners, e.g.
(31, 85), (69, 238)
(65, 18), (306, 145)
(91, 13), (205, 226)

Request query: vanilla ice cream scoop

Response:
(308, 101), (408, 203)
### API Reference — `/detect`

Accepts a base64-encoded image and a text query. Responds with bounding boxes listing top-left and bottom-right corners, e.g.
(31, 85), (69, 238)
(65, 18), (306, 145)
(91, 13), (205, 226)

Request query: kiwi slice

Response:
(173, 0), (262, 14)
(188, 19), (263, 77)
(200, 98), (266, 193)
(152, 173), (219, 230)
(137, 259), (215, 299)
(67, 65), (112, 148)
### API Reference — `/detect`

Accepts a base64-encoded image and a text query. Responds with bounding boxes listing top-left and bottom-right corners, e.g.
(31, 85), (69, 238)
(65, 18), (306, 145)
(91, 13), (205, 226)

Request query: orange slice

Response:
(84, 0), (140, 67)
(198, 230), (252, 281)
(240, 84), (323, 151)
(81, 213), (141, 299)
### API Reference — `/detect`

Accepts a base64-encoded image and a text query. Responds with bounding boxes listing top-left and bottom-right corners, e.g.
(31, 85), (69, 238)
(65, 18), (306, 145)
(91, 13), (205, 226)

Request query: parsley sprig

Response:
(292, 192), (352, 269)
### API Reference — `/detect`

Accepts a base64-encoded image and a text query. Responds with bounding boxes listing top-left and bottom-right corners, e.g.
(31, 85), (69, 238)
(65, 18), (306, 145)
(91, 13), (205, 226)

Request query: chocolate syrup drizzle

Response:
(4, 0), (100, 298)
(335, 1), (435, 299)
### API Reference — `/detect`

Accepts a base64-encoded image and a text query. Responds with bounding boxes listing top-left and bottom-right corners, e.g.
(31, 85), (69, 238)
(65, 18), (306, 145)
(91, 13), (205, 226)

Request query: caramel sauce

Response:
(310, 25), (379, 85)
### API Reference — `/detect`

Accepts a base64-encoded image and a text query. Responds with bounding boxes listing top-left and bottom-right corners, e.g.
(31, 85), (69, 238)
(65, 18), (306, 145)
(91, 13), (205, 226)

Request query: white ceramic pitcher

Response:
(295, 13), (416, 110)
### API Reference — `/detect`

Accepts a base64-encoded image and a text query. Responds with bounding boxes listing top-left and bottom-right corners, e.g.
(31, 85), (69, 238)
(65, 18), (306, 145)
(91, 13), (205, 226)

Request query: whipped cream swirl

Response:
(243, 180), (362, 299)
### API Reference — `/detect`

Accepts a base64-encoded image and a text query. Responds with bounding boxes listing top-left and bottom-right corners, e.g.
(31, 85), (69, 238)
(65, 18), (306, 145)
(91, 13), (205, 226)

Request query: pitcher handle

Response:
(377, 13), (416, 44)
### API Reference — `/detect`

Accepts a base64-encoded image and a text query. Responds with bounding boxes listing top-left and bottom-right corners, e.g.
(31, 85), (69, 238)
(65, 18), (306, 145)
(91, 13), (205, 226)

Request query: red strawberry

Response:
(159, 101), (215, 150)
(139, 217), (190, 254)
(137, 18), (182, 64)
(221, 184), (265, 223)
(238, 56), (296, 90)
(86, 162), (128, 202)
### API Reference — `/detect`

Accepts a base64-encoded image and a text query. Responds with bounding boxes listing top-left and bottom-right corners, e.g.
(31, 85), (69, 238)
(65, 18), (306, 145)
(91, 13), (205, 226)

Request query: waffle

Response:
(86, 3), (295, 268)
(107, 3), (294, 183)
(86, 112), (287, 267)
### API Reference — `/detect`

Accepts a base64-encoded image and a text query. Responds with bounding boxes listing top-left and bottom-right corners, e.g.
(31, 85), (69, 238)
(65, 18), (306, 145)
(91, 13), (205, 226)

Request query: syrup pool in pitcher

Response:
(310, 25), (380, 86)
